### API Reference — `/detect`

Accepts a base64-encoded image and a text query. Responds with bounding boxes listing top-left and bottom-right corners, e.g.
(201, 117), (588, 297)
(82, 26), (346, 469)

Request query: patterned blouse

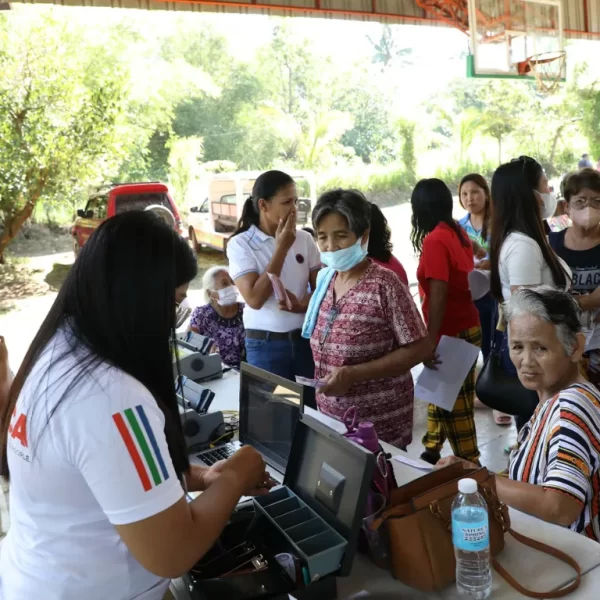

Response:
(509, 382), (600, 542)
(310, 262), (427, 449)
(189, 303), (245, 369)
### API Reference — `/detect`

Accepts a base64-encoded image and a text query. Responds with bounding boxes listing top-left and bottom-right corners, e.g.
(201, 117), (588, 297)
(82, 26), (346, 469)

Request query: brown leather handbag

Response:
(372, 463), (582, 599)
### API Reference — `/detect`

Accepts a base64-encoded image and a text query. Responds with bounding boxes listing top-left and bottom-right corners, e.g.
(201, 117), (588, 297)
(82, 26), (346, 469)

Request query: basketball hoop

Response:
(516, 50), (566, 94)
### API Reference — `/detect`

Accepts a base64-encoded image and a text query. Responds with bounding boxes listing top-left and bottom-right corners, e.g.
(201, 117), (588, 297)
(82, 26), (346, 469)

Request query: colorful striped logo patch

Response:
(113, 406), (169, 492)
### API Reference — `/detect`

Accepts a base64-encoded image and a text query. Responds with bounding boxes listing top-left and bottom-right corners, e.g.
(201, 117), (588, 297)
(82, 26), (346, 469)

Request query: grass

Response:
(318, 163), (408, 193)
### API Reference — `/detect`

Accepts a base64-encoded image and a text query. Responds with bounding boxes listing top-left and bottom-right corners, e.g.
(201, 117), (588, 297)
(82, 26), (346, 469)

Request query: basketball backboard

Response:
(466, 0), (565, 90)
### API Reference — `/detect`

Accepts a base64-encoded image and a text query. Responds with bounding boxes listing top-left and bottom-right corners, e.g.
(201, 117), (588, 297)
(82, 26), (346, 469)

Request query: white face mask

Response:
(571, 207), (600, 230)
(214, 286), (238, 306)
(538, 192), (558, 220)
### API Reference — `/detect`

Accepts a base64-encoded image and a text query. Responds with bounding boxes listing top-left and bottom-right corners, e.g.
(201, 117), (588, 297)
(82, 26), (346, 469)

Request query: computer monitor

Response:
(239, 363), (304, 473)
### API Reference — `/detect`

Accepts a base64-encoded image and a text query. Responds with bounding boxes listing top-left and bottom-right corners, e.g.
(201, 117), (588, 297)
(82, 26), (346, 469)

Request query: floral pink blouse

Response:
(310, 262), (427, 448)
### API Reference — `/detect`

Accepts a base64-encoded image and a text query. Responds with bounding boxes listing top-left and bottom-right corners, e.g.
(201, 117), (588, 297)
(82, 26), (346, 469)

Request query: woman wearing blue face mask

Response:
(304, 189), (431, 449)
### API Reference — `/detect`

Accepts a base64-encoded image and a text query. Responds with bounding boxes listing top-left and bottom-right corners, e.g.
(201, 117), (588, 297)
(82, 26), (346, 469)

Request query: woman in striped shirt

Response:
(440, 286), (600, 541)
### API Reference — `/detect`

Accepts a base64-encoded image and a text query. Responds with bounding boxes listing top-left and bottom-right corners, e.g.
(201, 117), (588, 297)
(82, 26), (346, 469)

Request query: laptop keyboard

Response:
(197, 443), (239, 466)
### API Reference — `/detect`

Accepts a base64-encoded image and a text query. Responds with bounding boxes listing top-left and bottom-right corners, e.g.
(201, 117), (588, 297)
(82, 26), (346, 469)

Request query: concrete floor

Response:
(405, 363), (518, 474)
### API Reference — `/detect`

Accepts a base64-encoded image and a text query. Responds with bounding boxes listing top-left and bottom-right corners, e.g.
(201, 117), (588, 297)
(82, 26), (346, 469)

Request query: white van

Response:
(187, 170), (317, 252)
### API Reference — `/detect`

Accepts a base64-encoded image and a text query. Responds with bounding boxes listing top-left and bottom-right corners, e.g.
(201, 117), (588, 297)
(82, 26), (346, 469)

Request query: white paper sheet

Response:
(393, 455), (434, 471)
(414, 335), (481, 411)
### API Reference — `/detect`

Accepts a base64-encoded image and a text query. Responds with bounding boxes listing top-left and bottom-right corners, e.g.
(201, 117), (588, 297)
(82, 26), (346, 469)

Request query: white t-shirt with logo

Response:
(0, 331), (185, 600)
(227, 226), (321, 332)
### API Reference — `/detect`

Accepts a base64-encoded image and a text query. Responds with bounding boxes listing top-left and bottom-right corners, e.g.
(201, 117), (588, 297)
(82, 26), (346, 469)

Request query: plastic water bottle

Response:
(452, 478), (492, 599)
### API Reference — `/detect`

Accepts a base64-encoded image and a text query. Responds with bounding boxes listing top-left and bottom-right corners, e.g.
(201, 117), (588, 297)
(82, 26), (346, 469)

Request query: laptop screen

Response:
(239, 363), (304, 472)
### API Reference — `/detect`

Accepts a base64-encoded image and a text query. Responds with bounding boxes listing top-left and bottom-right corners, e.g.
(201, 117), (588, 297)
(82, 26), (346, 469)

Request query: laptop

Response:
(194, 363), (304, 483)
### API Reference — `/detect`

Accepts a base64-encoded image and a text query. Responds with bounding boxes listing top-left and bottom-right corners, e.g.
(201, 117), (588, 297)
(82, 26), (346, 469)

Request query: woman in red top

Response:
(411, 178), (482, 465)
(367, 203), (409, 286)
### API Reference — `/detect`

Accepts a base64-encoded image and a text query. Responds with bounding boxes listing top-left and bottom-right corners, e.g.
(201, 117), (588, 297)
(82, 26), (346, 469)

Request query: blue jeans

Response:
(245, 334), (316, 408)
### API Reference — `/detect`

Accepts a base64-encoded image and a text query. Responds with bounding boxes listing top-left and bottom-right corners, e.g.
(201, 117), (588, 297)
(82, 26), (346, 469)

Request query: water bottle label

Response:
(452, 518), (489, 552)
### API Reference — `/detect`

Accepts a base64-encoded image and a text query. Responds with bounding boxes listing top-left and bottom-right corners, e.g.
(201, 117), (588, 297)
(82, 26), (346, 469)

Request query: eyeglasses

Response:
(570, 196), (600, 210)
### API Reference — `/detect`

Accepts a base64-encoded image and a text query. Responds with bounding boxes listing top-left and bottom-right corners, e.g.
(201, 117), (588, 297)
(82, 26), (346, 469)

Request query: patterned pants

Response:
(422, 326), (482, 463)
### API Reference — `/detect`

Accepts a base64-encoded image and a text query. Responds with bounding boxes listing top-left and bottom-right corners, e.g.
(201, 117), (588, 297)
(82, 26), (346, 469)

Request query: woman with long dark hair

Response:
(488, 157), (571, 431)
(412, 178), (482, 465)
(367, 202), (408, 285)
(226, 170), (320, 385)
(457, 173), (509, 424)
(0, 212), (270, 599)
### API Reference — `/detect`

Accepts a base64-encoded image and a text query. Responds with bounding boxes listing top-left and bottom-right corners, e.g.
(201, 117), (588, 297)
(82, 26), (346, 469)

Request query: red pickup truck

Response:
(72, 182), (183, 255)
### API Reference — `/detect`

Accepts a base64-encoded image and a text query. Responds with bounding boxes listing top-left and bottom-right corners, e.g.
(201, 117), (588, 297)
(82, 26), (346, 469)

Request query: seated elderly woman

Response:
(439, 286), (600, 541)
(304, 189), (432, 449)
(189, 266), (245, 369)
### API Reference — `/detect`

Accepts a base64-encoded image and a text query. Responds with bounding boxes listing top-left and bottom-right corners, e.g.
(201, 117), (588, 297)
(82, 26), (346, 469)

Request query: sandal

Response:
(494, 410), (512, 426)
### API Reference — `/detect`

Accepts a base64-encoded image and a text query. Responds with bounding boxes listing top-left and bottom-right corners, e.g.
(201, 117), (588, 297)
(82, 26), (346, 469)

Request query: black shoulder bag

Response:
(475, 311), (538, 416)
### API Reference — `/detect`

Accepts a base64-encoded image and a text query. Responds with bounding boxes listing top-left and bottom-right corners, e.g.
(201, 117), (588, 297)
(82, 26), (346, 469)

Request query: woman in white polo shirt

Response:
(227, 170), (321, 384)
(0, 212), (270, 600)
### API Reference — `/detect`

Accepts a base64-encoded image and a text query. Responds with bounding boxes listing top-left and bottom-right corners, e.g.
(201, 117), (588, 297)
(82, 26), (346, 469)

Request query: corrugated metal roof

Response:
(15, 0), (600, 38)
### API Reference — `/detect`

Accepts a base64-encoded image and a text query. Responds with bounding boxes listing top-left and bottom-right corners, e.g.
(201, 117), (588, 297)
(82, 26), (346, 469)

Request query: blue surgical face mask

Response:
(320, 237), (368, 272)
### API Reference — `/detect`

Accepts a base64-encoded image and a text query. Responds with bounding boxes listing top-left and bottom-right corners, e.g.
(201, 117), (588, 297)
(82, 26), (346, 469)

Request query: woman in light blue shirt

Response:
(458, 174), (508, 425)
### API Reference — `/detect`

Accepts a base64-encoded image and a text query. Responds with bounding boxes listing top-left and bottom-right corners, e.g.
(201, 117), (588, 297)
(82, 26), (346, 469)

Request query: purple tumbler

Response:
(346, 421), (379, 453)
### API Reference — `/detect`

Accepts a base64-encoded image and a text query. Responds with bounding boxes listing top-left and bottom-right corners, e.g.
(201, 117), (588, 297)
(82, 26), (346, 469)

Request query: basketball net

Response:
(516, 51), (566, 95)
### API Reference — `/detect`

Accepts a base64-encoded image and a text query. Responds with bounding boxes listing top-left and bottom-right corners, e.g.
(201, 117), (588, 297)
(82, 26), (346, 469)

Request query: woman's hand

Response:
(475, 259), (491, 271)
(435, 455), (479, 470)
(275, 211), (296, 253)
(471, 240), (487, 260)
(204, 458), (276, 496)
(423, 349), (442, 370)
(319, 366), (357, 397)
(218, 446), (274, 496)
(278, 290), (309, 314)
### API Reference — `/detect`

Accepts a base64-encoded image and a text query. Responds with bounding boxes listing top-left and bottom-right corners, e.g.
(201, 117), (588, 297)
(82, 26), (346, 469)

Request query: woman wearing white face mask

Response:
(488, 156), (572, 431)
(189, 266), (245, 369)
(304, 189), (431, 449)
(550, 168), (600, 386)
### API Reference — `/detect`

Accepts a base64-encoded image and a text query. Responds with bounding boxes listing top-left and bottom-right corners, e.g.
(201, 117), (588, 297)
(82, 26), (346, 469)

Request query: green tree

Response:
(167, 137), (204, 206)
(479, 81), (532, 165)
(571, 68), (600, 160)
(172, 66), (267, 165)
(367, 25), (414, 70)
(0, 15), (128, 261)
(333, 82), (395, 163)
(396, 119), (417, 185)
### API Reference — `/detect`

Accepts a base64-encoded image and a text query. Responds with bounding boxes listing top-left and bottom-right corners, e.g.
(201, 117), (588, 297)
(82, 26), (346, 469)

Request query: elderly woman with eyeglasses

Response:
(304, 189), (431, 449)
(550, 168), (600, 387)
(439, 287), (600, 541)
